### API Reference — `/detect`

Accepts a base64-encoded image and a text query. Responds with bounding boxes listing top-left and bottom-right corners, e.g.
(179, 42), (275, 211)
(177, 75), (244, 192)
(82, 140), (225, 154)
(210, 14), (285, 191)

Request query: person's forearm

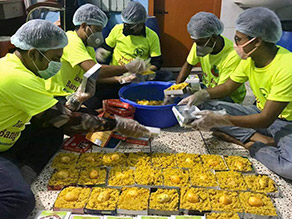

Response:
(97, 76), (119, 84)
(98, 65), (127, 78)
(206, 78), (242, 99)
(150, 65), (158, 71)
(176, 62), (193, 83)
(226, 113), (272, 129)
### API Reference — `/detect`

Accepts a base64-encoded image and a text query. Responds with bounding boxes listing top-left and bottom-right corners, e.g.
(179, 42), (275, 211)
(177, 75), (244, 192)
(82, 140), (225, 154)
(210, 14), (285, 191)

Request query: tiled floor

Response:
(30, 125), (292, 219)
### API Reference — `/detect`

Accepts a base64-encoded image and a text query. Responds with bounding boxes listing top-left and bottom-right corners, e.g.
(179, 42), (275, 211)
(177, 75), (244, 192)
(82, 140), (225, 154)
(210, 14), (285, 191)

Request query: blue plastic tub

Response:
(119, 81), (177, 128)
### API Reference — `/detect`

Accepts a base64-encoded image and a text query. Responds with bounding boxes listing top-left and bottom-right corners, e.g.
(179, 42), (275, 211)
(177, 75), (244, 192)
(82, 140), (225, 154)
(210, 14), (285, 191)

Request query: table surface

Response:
(29, 125), (292, 219)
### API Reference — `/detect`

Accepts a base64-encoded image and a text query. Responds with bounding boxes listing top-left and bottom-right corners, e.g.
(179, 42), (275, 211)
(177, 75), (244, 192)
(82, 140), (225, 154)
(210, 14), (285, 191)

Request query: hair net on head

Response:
(10, 19), (68, 51)
(236, 7), (282, 43)
(73, 3), (108, 27)
(187, 12), (224, 39)
(121, 1), (147, 24)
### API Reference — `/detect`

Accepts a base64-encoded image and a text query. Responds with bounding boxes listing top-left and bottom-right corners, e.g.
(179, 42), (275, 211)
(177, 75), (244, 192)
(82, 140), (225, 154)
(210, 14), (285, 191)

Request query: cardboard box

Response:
(80, 63), (102, 92)
(0, 0), (24, 20)
(172, 105), (201, 127)
(164, 83), (190, 96)
(35, 210), (71, 219)
(63, 135), (93, 153)
(86, 131), (113, 147)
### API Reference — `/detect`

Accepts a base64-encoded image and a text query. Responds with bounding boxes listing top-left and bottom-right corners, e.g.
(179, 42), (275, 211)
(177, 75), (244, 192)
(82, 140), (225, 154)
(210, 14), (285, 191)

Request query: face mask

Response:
(31, 50), (62, 79)
(86, 26), (104, 48)
(123, 23), (145, 36)
(196, 37), (216, 57)
(234, 37), (257, 60)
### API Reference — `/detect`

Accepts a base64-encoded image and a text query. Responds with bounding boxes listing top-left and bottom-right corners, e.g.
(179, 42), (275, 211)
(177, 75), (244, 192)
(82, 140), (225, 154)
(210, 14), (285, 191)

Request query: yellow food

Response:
(151, 153), (176, 168)
(77, 152), (103, 168)
(201, 154), (227, 170)
(77, 168), (106, 186)
(54, 186), (91, 209)
(48, 168), (79, 188)
(166, 82), (189, 90)
(97, 191), (110, 202)
(111, 154), (120, 161)
(127, 152), (150, 167)
(136, 99), (163, 106)
(134, 165), (163, 186)
(216, 171), (248, 191)
(102, 153), (126, 166)
(243, 175), (277, 193)
(207, 213), (240, 219)
(65, 192), (78, 201)
(57, 170), (69, 179)
(180, 188), (211, 211)
(118, 187), (150, 210)
(219, 195), (232, 205)
(208, 190), (243, 213)
(150, 189), (179, 211)
(175, 153), (202, 169)
(248, 196), (264, 207)
(239, 192), (277, 216)
(51, 152), (78, 169)
(157, 194), (170, 203)
(127, 189), (138, 198)
(108, 167), (135, 186)
(189, 168), (217, 187)
(224, 156), (253, 172)
(89, 170), (99, 179)
(86, 188), (119, 210)
(163, 168), (189, 187)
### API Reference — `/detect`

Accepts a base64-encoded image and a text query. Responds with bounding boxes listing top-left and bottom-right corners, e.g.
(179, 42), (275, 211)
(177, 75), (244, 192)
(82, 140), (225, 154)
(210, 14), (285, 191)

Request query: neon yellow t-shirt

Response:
(46, 31), (97, 95)
(106, 24), (161, 66)
(0, 53), (58, 151)
(187, 36), (246, 103)
(230, 46), (292, 121)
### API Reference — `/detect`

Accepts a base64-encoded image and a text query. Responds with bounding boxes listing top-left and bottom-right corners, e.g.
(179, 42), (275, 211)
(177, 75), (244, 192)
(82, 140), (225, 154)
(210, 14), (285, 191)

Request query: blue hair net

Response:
(73, 3), (108, 27)
(236, 7), (282, 43)
(187, 12), (224, 39)
(10, 19), (68, 51)
(121, 1), (147, 24)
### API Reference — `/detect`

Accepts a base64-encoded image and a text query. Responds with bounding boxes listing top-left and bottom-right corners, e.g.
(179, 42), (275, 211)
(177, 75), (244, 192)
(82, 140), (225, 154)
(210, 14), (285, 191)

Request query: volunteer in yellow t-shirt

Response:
(176, 12), (246, 104)
(0, 20), (150, 219)
(179, 8), (292, 180)
(46, 4), (149, 104)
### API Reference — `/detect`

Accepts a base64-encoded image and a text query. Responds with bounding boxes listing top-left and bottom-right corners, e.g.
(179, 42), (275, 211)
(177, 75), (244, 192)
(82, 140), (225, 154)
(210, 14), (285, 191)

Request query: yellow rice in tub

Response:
(189, 168), (217, 187)
(77, 152), (104, 168)
(54, 186), (91, 209)
(180, 187), (211, 211)
(216, 171), (248, 191)
(51, 152), (79, 169)
(126, 152), (150, 167)
(201, 154), (228, 170)
(86, 187), (119, 210)
(49, 168), (79, 188)
(118, 187), (150, 210)
(175, 153), (202, 169)
(208, 189), (243, 213)
(243, 175), (277, 193)
(102, 152), (127, 166)
(163, 168), (189, 187)
(224, 156), (253, 172)
(78, 167), (107, 186)
(149, 188), (179, 211)
(135, 165), (163, 186)
(151, 153), (176, 168)
(108, 166), (135, 186)
(239, 192), (277, 216)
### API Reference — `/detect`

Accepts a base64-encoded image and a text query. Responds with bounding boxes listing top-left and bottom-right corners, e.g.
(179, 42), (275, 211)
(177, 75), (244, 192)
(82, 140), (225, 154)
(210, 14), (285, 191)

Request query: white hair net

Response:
(10, 19), (68, 51)
(187, 12), (224, 39)
(236, 7), (282, 43)
(121, 1), (147, 24)
(73, 3), (108, 27)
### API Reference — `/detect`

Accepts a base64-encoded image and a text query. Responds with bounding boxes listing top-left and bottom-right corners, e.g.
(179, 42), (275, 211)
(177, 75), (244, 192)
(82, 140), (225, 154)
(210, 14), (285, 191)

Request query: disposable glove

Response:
(188, 110), (233, 131)
(178, 89), (210, 107)
(125, 58), (150, 74)
(114, 115), (151, 138)
(95, 48), (111, 63)
(117, 73), (137, 84)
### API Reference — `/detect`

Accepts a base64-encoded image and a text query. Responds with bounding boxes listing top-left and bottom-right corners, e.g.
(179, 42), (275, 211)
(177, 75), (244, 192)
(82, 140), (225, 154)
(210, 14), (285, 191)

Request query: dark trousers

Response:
(0, 124), (64, 218)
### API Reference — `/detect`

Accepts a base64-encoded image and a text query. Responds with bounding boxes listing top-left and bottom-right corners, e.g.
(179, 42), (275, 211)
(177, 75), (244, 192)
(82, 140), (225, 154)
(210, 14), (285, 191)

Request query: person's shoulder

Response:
(112, 24), (124, 32)
(146, 26), (158, 37)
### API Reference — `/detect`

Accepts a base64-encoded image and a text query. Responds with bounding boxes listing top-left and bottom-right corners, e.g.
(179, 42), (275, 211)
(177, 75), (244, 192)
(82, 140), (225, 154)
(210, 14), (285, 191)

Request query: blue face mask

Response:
(31, 50), (62, 79)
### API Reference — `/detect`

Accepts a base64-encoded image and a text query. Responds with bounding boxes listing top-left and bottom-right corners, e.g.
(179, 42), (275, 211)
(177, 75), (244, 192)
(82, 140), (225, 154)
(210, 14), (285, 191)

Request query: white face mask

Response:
(86, 26), (104, 48)
(234, 37), (257, 60)
(196, 37), (216, 57)
(31, 50), (62, 80)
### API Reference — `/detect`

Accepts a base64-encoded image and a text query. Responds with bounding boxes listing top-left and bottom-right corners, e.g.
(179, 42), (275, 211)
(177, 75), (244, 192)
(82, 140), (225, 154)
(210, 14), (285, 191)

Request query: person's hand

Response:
(125, 58), (150, 74)
(95, 48), (111, 63)
(65, 78), (96, 111)
(116, 73), (137, 84)
(163, 95), (176, 105)
(178, 89), (210, 107)
(188, 110), (233, 131)
(114, 115), (151, 138)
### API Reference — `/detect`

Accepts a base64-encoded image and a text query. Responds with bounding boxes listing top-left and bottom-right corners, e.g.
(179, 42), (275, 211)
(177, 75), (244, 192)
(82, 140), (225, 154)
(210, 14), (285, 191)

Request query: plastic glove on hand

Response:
(117, 73), (137, 84)
(125, 58), (150, 74)
(96, 48), (111, 63)
(189, 110), (233, 131)
(163, 95), (176, 105)
(178, 89), (210, 107)
(114, 115), (151, 138)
